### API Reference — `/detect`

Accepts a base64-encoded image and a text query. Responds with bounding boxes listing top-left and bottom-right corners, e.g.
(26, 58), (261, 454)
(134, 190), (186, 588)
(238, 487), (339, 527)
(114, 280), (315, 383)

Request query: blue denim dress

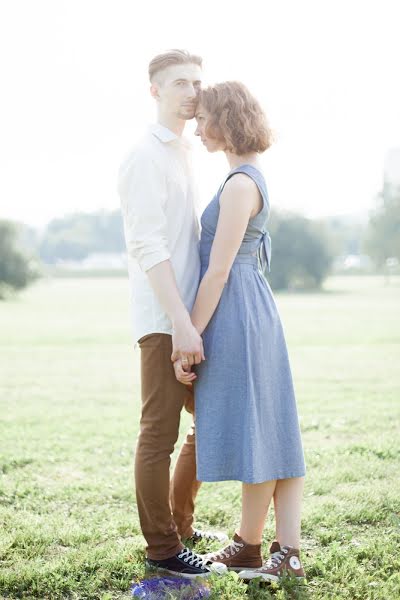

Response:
(194, 164), (306, 483)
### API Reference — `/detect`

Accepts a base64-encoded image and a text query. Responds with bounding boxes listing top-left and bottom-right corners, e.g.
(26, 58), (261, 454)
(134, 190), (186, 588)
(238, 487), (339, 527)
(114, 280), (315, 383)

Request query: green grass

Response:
(1, 275), (399, 599)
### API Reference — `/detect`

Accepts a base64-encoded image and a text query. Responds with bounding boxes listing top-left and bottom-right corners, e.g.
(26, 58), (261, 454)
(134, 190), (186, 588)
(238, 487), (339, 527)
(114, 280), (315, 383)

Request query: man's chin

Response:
(177, 109), (196, 121)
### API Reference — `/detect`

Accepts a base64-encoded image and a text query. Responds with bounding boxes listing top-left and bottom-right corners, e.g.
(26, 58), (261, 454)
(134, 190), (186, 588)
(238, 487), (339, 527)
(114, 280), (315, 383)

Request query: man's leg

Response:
(170, 415), (202, 539)
(135, 333), (188, 560)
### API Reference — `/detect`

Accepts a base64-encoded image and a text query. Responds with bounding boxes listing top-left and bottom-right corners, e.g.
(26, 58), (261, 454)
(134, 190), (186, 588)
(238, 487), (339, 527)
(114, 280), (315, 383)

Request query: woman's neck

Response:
(225, 151), (260, 171)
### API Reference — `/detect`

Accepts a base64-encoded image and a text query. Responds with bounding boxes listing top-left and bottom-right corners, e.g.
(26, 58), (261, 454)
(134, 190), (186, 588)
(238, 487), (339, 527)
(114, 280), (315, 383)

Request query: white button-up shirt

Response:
(118, 124), (201, 346)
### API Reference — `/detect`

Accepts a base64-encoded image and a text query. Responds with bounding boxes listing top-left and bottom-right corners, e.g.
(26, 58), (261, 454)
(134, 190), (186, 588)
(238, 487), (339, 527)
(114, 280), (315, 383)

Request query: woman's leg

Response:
(205, 477), (304, 574)
(238, 476), (305, 548)
(273, 477), (305, 548)
(238, 481), (277, 544)
(236, 477), (306, 581)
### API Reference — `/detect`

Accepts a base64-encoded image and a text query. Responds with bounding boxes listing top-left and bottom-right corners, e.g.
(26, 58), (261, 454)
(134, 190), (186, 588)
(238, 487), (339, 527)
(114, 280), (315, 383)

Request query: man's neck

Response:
(157, 112), (186, 137)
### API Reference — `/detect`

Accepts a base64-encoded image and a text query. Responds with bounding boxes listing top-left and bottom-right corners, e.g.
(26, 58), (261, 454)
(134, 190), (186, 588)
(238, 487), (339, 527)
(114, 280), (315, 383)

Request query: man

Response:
(118, 49), (227, 578)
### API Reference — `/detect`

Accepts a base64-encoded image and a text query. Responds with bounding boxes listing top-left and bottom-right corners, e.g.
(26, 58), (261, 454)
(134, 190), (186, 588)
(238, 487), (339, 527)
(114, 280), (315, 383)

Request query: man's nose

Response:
(187, 83), (196, 98)
(194, 125), (200, 136)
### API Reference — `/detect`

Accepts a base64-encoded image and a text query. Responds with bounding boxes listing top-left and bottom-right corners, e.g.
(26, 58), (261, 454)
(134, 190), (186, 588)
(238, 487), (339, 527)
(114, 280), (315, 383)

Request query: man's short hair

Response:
(148, 49), (202, 82)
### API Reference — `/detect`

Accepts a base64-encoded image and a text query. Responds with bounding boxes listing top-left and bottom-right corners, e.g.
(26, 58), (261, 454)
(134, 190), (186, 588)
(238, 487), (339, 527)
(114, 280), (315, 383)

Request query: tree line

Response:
(1, 185), (399, 297)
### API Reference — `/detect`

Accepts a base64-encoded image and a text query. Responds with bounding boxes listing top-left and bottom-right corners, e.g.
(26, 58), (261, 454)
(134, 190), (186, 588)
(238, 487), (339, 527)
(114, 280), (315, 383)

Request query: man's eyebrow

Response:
(172, 78), (202, 84)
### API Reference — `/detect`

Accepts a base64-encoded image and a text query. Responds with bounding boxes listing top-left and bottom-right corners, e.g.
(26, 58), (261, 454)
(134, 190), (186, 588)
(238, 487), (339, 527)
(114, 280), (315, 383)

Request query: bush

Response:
(267, 211), (334, 290)
(363, 186), (400, 268)
(0, 220), (40, 298)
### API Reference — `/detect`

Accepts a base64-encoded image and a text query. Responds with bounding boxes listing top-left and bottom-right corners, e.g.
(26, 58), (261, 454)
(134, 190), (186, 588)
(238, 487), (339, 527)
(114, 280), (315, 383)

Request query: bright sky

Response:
(1, 0), (399, 228)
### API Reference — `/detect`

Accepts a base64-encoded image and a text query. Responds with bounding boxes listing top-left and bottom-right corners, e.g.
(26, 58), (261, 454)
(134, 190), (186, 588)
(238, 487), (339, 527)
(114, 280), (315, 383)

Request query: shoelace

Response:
(177, 548), (207, 569)
(210, 539), (243, 560)
(264, 547), (288, 569)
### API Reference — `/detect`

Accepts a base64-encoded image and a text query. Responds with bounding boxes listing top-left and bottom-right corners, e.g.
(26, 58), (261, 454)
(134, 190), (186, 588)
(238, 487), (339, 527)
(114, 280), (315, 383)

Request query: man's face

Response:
(151, 63), (202, 120)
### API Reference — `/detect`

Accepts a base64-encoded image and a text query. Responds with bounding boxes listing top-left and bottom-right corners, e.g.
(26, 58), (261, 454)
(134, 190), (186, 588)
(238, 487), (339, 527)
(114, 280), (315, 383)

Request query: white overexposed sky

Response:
(0, 0), (399, 228)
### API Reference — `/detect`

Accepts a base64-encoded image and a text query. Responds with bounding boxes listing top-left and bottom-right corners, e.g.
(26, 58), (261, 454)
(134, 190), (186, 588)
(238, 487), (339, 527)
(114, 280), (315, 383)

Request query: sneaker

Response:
(269, 540), (281, 554)
(238, 542), (305, 582)
(205, 533), (262, 572)
(146, 547), (227, 579)
(184, 528), (229, 545)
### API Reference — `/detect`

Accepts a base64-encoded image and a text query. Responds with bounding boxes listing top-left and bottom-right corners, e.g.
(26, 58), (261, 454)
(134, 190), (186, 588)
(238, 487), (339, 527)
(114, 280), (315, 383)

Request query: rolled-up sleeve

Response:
(119, 152), (171, 272)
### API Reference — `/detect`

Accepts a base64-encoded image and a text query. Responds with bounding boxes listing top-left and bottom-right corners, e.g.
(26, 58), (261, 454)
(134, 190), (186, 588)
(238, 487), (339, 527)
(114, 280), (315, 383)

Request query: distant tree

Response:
(364, 185), (400, 268)
(267, 211), (334, 290)
(31, 207), (335, 289)
(39, 211), (125, 264)
(0, 221), (39, 298)
(320, 215), (367, 257)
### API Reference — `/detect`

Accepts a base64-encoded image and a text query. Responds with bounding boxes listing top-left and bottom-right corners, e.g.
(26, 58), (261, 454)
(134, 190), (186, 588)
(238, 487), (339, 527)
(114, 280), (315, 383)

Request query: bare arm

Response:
(190, 174), (262, 335)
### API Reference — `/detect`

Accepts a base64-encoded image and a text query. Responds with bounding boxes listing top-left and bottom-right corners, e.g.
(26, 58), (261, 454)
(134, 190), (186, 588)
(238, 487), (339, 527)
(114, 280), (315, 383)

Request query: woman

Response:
(173, 81), (306, 583)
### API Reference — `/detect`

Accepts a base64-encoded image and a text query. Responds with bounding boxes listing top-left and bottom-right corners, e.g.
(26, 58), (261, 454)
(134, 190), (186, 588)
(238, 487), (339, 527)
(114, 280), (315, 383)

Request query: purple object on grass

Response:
(131, 576), (211, 599)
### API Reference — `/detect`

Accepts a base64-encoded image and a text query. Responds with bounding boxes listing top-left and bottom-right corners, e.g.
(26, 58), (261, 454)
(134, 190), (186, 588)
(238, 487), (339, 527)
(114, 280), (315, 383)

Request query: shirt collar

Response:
(149, 123), (192, 150)
(150, 123), (179, 143)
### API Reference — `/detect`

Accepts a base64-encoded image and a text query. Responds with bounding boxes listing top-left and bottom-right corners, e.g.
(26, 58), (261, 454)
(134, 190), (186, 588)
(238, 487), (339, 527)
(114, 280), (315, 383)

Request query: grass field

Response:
(1, 275), (400, 599)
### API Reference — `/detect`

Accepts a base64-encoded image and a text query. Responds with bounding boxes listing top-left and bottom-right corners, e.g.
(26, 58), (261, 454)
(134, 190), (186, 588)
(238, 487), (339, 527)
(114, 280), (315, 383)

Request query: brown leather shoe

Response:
(238, 542), (305, 582)
(205, 533), (262, 571)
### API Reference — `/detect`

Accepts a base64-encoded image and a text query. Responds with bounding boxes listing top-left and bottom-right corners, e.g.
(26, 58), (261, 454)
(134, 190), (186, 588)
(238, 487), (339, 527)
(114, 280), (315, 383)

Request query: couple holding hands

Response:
(118, 49), (306, 584)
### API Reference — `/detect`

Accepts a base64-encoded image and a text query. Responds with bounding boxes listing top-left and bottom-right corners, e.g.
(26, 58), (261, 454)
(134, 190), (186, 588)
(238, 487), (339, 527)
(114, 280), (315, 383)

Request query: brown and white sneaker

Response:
(238, 541), (305, 582)
(204, 533), (262, 572)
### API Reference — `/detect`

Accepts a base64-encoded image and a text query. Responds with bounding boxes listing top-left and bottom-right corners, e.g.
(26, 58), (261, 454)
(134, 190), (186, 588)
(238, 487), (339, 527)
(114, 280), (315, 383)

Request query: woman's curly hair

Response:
(199, 81), (273, 155)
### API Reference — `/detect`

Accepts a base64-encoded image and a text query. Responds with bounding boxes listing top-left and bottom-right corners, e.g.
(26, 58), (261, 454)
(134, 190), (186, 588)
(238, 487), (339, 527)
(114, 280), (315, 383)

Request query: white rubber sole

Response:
(238, 570), (279, 582)
(238, 570), (305, 583)
(228, 566), (261, 573)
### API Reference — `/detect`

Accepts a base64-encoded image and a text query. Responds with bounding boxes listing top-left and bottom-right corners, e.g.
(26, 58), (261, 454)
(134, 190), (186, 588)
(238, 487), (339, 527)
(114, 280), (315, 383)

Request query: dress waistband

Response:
(200, 254), (258, 267)
(200, 231), (271, 274)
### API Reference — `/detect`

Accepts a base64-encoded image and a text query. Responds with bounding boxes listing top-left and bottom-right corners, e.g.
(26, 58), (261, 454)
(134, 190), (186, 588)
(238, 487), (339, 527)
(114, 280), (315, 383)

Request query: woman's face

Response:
(194, 105), (224, 152)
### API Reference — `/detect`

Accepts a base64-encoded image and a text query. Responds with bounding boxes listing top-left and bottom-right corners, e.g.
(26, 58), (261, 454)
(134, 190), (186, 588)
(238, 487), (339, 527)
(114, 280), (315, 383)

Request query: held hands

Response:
(173, 358), (197, 386)
(170, 316), (205, 367)
(171, 315), (205, 385)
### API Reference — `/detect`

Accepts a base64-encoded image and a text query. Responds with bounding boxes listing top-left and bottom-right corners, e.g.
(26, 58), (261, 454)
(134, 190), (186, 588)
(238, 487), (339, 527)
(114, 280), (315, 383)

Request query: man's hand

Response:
(145, 261), (205, 366)
(173, 358), (197, 386)
(171, 315), (205, 366)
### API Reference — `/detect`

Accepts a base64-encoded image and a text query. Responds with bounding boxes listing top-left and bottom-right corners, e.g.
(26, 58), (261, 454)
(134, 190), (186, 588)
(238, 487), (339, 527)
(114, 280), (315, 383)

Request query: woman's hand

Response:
(173, 358), (197, 386)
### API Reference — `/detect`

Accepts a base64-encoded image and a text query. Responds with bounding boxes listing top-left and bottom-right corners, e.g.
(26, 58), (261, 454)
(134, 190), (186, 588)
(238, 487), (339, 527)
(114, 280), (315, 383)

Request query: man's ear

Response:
(150, 83), (160, 100)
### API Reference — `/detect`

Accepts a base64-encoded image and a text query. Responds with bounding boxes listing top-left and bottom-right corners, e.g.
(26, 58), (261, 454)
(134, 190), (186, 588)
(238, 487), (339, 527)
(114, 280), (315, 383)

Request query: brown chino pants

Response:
(135, 333), (202, 560)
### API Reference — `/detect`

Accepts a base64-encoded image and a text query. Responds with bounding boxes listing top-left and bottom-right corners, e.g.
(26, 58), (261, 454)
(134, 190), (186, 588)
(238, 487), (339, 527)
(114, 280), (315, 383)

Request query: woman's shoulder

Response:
(221, 171), (260, 196)
(219, 172), (261, 216)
